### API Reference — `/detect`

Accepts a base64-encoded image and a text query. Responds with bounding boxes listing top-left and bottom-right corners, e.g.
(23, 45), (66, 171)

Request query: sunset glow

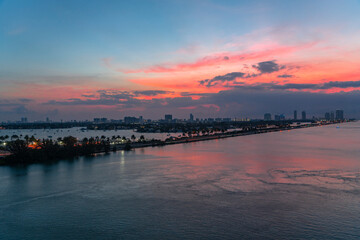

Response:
(1, 0), (360, 121)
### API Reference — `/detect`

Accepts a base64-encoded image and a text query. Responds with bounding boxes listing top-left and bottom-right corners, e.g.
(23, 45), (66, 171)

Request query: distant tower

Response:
(294, 110), (297, 120)
(325, 112), (330, 120)
(330, 112), (335, 120)
(335, 110), (344, 120)
(165, 114), (172, 122)
(264, 113), (271, 121)
(189, 113), (194, 121)
(301, 111), (306, 120)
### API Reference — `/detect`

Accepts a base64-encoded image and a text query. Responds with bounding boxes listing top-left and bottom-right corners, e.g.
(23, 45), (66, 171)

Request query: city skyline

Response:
(4, 108), (346, 124)
(1, 0), (360, 121)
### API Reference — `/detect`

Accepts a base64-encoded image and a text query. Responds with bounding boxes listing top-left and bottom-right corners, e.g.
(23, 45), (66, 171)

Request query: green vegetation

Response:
(0, 120), (350, 166)
(0, 134), (154, 165)
(1, 137), (109, 165)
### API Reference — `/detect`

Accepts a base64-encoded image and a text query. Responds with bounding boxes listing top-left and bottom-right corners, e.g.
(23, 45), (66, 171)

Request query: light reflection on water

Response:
(0, 122), (360, 239)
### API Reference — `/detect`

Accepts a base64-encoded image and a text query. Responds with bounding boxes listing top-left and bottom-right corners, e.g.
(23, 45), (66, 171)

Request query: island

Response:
(0, 120), (351, 166)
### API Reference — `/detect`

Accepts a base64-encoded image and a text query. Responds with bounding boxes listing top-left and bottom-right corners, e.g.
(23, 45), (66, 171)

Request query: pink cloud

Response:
(178, 106), (197, 110)
(114, 41), (318, 74)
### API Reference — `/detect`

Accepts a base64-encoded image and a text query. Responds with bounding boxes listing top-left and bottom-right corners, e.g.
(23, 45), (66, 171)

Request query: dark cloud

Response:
(272, 80), (360, 90)
(230, 80), (360, 91)
(0, 98), (33, 106)
(200, 60), (289, 87)
(97, 90), (134, 100)
(321, 80), (360, 89)
(45, 90), (142, 107)
(17, 98), (33, 103)
(46, 97), (141, 106)
(200, 72), (248, 87)
(270, 83), (318, 90)
(197, 88), (360, 118)
(277, 74), (294, 78)
(212, 72), (246, 81)
(252, 60), (284, 74)
(29, 79), (360, 120)
(180, 92), (213, 97)
(45, 81), (360, 109)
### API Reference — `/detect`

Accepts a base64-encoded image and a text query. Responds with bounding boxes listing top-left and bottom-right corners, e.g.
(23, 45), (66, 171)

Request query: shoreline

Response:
(127, 120), (349, 149)
(0, 120), (351, 166)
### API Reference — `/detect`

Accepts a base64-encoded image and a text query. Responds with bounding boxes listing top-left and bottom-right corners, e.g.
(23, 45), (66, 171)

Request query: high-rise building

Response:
(301, 111), (306, 120)
(21, 117), (28, 123)
(335, 110), (344, 120)
(330, 112), (335, 120)
(94, 118), (107, 123)
(264, 113), (272, 121)
(165, 114), (173, 122)
(274, 114), (285, 121)
(325, 112), (330, 120)
(189, 113), (194, 121)
(294, 110), (297, 120)
(124, 116), (139, 124)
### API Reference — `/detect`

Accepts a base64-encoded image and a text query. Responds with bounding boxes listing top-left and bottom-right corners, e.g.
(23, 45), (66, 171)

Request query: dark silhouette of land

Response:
(0, 120), (351, 166)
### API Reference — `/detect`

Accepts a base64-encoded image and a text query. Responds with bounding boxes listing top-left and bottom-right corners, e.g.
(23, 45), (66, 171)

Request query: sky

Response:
(1, 0), (360, 121)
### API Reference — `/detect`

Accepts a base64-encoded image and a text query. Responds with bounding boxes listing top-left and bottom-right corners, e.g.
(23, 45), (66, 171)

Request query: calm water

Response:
(0, 127), (181, 141)
(1, 122), (360, 239)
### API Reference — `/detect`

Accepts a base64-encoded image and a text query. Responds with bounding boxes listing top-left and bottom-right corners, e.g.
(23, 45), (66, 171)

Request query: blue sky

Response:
(1, 0), (360, 121)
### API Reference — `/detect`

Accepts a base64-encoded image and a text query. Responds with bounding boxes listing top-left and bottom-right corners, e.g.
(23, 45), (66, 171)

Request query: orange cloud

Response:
(106, 41), (318, 74)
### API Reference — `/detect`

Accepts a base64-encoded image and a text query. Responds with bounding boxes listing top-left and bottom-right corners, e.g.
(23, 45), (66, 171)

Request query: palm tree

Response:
(63, 136), (78, 147)
(131, 135), (136, 142)
(11, 135), (19, 140)
(89, 137), (95, 144)
(7, 139), (29, 158)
